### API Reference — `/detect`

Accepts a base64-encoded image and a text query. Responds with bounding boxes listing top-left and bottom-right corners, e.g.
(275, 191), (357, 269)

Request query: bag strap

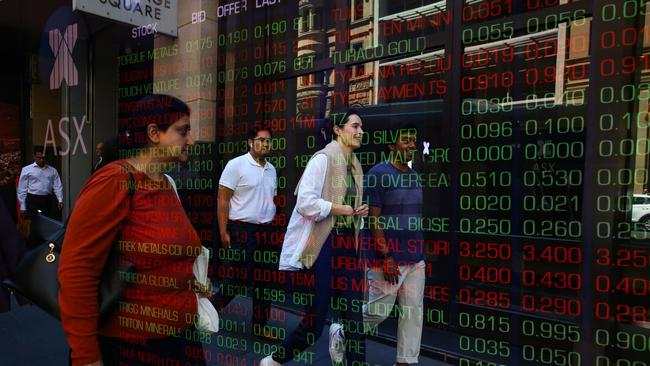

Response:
(104, 163), (136, 258)
(164, 174), (180, 200)
(115, 162), (135, 198)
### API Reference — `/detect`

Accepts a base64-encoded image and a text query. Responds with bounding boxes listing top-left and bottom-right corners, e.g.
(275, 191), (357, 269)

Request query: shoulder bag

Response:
(2, 163), (135, 320)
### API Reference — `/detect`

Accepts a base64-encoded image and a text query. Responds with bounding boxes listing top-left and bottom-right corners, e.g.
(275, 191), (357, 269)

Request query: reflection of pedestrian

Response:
(262, 109), (369, 366)
(362, 125), (426, 366)
(93, 142), (104, 171)
(0, 164), (18, 223)
(216, 127), (277, 340)
(93, 138), (119, 172)
(58, 94), (205, 366)
(16, 147), (63, 220)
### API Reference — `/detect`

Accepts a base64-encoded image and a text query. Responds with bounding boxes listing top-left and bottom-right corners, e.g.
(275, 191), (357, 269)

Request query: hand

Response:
(341, 205), (354, 216)
(382, 257), (401, 285)
(58, 202), (64, 210)
(353, 204), (369, 217)
(220, 231), (231, 249)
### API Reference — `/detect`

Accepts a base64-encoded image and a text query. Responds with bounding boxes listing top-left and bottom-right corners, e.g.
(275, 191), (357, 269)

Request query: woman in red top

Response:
(58, 95), (206, 366)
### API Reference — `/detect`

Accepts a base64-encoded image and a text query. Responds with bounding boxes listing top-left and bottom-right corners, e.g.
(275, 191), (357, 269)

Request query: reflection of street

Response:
(0, 294), (451, 366)
(0, 298), (69, 365)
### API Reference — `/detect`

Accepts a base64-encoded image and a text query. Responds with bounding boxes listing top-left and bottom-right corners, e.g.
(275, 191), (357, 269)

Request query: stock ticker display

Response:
(117, 1), (650, 365)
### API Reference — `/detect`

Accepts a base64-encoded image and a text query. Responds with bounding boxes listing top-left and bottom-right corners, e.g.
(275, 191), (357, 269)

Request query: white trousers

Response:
(363, 260), (426, 364)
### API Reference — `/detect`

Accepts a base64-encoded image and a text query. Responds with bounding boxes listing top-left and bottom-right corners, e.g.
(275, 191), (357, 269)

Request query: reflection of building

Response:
(373, 0), (449, 104)
(341, 0), (375, 105)
(295, 0), (331, 116)
(294, 0), (375, 114)
(295, 0), (452, 110)
(635, 9), (650, 193)
(461, 18), (591, 107)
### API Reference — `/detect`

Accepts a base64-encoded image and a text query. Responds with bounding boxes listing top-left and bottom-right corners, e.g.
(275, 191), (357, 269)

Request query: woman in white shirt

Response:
(262, 109), (368, 365)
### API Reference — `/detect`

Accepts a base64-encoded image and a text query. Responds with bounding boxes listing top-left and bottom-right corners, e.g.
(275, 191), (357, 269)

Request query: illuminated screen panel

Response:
(208, 1), (650, 365)
(456, 10), (588, 366)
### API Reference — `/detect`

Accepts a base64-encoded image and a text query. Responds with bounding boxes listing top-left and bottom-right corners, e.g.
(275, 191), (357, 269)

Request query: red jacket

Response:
(58, 161), (200, 365)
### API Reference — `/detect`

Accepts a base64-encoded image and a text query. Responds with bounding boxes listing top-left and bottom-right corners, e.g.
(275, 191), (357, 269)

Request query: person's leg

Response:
(98, 336), (152, 366)
(274, 236), (332, 363)
(362, 265), (400, 336)
(159, 329), (209, 366)
(25, 193), (51, 219)
(395, 261), (426, 365)
(332, 231), (366, 364)
(99, 332), (208, 366)
(97, 335), (120, 366)
(25, 193), (38, 220)
(37, 194), (52, 218)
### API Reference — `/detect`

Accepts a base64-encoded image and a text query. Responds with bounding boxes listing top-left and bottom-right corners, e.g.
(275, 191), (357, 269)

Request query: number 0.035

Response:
(459, 335), (510, 357)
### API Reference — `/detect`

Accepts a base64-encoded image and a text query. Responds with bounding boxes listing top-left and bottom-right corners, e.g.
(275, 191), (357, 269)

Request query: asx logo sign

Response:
(38, 7), (90, 156)
(44, 115), (88, 156)
(40, 7), (86, 91)
(48, 23), (79, 90)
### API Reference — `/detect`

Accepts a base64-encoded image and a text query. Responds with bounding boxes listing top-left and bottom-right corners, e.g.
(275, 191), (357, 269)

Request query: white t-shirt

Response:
(219, 152), (277, 224)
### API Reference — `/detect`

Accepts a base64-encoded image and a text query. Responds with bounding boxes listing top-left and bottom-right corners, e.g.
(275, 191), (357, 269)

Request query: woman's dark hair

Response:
(119, 94), (191, 152)
(324, 108), (362, 140)
(334, 108), (361, 127)
(247, 126), (271, 141)
(388, 122), (418, 145)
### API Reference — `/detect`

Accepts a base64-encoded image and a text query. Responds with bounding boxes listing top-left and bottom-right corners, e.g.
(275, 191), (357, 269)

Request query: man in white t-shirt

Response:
(217, 127), (278, 340)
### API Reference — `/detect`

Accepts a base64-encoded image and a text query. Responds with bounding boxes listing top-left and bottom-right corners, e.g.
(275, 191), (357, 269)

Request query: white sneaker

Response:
(260, 354), (282, 366)
(328, 323), (345, 363)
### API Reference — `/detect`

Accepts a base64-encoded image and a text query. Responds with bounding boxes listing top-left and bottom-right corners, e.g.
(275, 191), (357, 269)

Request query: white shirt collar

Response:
(246, 152), (269, 169)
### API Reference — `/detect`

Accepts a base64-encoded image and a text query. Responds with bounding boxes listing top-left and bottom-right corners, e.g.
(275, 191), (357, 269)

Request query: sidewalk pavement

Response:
(0, 294), (451, 366)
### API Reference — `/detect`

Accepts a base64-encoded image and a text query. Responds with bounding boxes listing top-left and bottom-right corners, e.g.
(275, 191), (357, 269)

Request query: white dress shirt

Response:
(94, 156), (103, 171)
(17, 163), (63, 210)
(279, 154), (333, 271)
(219, 152), (277, 224)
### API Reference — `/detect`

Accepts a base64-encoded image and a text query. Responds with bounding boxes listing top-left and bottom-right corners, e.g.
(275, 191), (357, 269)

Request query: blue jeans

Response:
(277, 229), (366, 364)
